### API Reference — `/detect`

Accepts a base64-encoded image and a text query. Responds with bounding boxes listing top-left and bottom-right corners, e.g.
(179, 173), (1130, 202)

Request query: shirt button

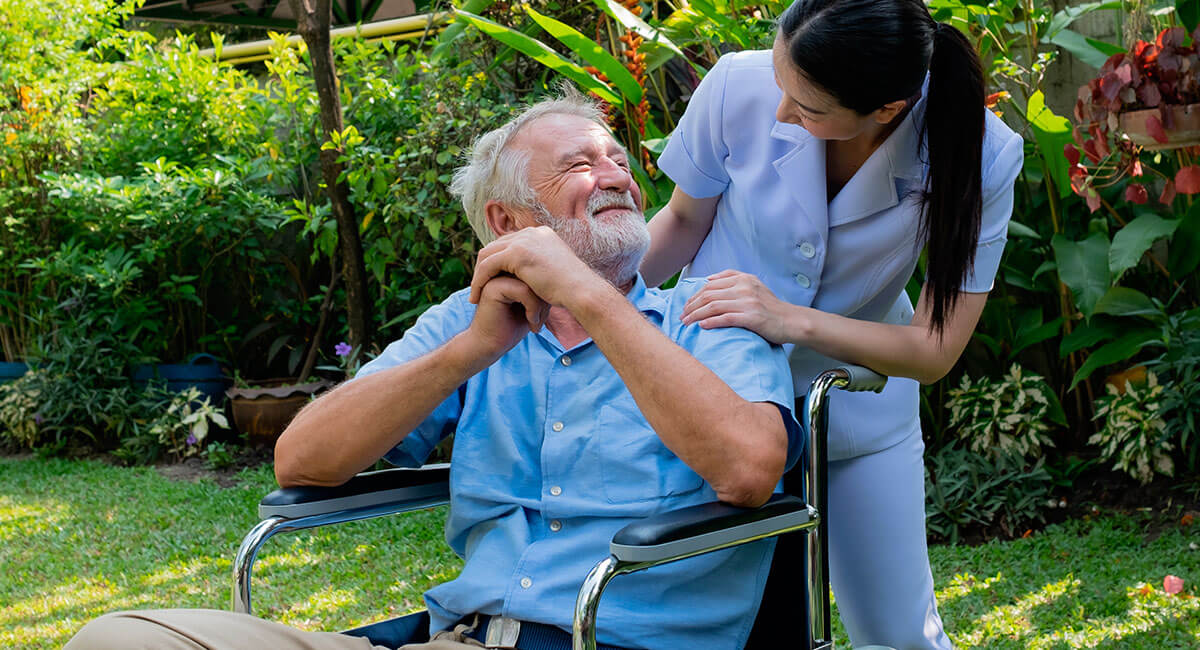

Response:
(561, 355), (572, 366)
(520, 577), (532, 589)
(549, 520), (562, 532)
(794, 273), (812, 288)
(550, 486), (562, 496)
(552, 421), (564, 432)
(798, 241), (816, 258)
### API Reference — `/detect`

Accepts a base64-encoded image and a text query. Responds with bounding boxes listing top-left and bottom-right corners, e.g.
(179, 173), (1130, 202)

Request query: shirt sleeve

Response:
(665, 280), (803, 471)
(353, 289), (475, 466)
(963, 119), (1025, 292)
(656, 53), (735, 199)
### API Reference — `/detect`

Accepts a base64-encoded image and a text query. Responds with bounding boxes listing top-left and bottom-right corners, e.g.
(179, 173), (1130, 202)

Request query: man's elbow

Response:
(715, 478), (778, 508)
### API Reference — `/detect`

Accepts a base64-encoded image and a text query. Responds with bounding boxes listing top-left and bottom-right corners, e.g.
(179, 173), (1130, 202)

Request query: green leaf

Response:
(1025, 91), (1075, 199)
(1109, 212), (1179, 279)
(1052, 232), (1111, 318)
(1047, 29), (1123, 68)
(1179, 0), (1200, 33)
(431, 0), (497, 62)
(1007, 220), (1040, 239)
(592, 0), (688, 60)
(525, 7), (643, 104)
(454, 10), (621, 105)
(1168, 200), (1200, 276)
(686, 0), (753, 48)
(1070, 328), (1161, 389)
(1092, 287), (1162, 319)
(1011, 317), (1064, 358)
(1047, 1), (1123, 38)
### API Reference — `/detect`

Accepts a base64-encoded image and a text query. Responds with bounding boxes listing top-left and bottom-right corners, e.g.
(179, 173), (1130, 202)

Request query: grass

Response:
(2, 455), (1199, 648)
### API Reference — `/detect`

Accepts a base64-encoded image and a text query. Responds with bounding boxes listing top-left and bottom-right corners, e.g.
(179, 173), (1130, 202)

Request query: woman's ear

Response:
(873, 99), (909, 125)
(485, 200), (521, 238)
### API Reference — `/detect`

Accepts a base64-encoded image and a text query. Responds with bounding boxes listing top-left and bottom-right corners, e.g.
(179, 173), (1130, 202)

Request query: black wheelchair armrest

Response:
(609, 494), (813, 565)
(259, 464), (450, 520)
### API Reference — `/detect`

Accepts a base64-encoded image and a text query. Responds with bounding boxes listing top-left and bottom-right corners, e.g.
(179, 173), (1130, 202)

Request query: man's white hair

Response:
(450, 86), (608, 245)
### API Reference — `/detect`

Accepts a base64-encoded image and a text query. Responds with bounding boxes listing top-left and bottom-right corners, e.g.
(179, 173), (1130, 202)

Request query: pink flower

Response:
(1164, 575), (1185, 595)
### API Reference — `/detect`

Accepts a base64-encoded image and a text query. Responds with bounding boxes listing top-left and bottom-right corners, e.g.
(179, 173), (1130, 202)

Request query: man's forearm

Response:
(274, 333), (488, 487)
(567, 285), (788, 507)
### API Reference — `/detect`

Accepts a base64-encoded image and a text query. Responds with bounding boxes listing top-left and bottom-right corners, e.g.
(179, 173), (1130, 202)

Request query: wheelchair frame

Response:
(232, 365), (886, 650)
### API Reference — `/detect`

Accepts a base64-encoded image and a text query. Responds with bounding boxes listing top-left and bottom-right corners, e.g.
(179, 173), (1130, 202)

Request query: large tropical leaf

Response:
(1025, 91), (1075, 199)
(454, 10), (621, 105)
(593, 0), (686, 59)
(1047, 29), (1125, 68)
(1070, 328), (1161, 389)
(1092, 287), (1162, 319)
(525, 7), (642, 104)
(1169, 201), (1200, 276)
(1052, 232), (1111, 318)
(1109, 212), (1179, 279)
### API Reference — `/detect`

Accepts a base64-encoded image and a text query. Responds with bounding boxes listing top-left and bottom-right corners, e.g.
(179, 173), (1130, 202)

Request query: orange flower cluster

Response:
(618, 30), (651, 136)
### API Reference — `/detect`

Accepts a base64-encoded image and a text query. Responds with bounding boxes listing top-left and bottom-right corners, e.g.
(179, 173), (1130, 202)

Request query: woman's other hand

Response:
(681, 270), (802, 344)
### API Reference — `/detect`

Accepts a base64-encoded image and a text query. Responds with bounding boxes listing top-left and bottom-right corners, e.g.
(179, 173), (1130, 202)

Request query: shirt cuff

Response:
(962, 237), (1007, 292)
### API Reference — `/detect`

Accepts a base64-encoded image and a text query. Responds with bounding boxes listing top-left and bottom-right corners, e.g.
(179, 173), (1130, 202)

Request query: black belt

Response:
(466, 614), (630, 650)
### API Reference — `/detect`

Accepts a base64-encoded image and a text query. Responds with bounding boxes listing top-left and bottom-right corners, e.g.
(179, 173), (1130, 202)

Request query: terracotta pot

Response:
(226, 378), (332, 445)
(1119, 103), (1200, 150)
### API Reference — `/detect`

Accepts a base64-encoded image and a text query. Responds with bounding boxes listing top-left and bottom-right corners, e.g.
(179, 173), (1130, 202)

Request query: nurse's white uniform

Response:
(657, 50), (1024, 648)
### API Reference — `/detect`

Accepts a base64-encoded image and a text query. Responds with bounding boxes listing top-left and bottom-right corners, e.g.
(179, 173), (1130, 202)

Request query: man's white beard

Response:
(534, 189), (651, 287)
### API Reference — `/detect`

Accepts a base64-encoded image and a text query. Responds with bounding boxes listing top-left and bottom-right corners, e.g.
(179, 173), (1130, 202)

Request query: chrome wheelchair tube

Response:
(803, 369), (848, 650)
(232, 496), (449, 615)
(233, 516), (289, 615)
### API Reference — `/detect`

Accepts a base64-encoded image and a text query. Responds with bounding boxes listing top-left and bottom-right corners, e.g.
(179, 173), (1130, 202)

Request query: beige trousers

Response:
(62, 608), (486, 650)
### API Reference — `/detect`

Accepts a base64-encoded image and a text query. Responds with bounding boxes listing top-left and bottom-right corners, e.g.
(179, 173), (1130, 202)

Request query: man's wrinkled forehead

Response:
(508, 113), (620, 158)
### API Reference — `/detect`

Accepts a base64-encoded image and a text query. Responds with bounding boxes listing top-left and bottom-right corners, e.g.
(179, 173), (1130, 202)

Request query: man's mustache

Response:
(586, 190), (639, 217)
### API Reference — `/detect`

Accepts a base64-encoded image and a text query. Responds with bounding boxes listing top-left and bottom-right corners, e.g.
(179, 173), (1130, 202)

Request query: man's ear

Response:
(485, 200), (523, 238)
(873, 98), (909, 125)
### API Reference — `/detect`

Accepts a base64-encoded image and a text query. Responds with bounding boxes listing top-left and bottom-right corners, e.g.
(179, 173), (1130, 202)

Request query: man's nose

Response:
(595, 157), (633, 192)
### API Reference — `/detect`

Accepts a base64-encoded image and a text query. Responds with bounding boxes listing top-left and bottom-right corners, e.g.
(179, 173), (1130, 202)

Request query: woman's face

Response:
(771, 36), (884, 141)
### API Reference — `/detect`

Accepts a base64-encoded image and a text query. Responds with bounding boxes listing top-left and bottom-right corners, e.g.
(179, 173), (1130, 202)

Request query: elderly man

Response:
(65, 91), (798, 650)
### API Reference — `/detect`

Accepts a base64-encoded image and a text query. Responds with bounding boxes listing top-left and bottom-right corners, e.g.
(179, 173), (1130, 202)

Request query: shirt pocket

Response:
(593, 403), (705, 505)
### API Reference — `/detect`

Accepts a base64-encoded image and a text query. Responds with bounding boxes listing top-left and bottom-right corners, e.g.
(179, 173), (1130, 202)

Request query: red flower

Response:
(1145, 115), (1169, 144)
(1160, 179), (1177, 205)
(1176, 165), (1200, 194)
(1064, 143), (1080, 166)
(1125, 184), (1149, 204)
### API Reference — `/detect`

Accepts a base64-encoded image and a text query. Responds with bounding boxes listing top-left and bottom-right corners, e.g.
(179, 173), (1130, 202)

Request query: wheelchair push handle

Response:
(827, 364), (887, 393)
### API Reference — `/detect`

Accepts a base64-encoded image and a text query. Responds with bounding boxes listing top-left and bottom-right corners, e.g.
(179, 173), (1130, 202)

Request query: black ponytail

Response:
(778, 0), (986, 336)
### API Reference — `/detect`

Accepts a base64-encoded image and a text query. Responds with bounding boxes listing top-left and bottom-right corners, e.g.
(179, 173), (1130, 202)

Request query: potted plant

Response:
(226, 375), (332, 446)
(1071, 25), (1200, 211)
(131, 353), (231, 405)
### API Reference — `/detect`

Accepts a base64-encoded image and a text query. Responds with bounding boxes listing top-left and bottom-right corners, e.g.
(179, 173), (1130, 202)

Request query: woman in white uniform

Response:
(641, 0), (1024, 647)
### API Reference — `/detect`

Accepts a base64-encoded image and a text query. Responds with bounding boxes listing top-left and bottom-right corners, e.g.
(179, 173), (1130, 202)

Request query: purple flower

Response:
(334, 342), (353, 358)
(186, 434), (197, 446)
(33, 413), (43, 425)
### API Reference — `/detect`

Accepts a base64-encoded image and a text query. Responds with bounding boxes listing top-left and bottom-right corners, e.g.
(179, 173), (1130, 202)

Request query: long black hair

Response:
(777, 0), (985, 336)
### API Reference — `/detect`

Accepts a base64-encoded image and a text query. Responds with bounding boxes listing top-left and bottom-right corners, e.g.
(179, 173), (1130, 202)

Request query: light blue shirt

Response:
(658, 50), (1024, 459)
(357, 275), (799, 649)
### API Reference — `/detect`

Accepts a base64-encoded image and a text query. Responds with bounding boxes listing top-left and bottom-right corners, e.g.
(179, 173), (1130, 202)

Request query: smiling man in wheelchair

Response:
(66, 90), (801, 650)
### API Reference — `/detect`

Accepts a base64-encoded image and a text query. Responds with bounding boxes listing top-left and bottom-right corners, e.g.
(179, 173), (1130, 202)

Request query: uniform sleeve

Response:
(656, 54), (735, 199)
(963, 121), (1025, 292)
(666, 281), (803, 471)
(354, 289), (475, 466)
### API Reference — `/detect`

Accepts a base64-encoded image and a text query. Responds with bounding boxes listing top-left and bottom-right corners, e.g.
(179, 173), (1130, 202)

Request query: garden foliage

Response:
(0, 0), (1198, 520)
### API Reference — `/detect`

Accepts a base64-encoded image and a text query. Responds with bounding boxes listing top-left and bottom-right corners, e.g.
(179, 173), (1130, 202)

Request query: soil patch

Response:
(151, 445), (274, 488)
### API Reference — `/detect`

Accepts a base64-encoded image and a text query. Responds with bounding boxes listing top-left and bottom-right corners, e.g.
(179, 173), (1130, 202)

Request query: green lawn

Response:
(1, 455), (1198, 649)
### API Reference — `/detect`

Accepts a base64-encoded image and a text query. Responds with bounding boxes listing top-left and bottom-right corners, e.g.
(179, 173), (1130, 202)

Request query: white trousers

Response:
(827, 429), (952, 650)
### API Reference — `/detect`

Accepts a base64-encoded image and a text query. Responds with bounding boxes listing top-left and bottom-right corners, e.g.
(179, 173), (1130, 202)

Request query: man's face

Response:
(510, 113), (650, 285)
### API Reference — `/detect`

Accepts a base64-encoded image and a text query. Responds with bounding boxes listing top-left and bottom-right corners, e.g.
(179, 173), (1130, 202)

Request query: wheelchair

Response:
(232, 365), (887, 650)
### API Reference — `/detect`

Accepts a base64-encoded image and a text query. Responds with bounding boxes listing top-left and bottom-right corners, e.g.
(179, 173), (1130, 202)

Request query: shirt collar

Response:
(625, 273), (669, 318)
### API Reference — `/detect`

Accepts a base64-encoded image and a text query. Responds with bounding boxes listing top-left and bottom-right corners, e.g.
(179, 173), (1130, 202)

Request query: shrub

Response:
(1089, 371), (1173, 484)
(946, 364), (1064, 464)
(925, 445), (1054, 544)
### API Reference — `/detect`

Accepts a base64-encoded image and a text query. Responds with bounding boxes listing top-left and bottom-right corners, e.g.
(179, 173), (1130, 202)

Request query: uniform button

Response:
(550, 486), (562, 496)
(552, 421), (564, 432)
(520, 577), (532, 589)
(798, 241), (816, 258)
(549, 520), (562, 532)
(794, 273), (811, 288)
(561, 355), (572, 366)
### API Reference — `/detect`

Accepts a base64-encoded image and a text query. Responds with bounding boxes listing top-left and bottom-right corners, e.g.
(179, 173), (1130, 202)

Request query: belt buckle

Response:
(484, 615), (521, 649)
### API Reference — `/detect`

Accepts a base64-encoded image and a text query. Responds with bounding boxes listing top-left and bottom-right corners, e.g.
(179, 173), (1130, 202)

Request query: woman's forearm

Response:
(640, 188), (720, 286)
(782, 291), (987, 384)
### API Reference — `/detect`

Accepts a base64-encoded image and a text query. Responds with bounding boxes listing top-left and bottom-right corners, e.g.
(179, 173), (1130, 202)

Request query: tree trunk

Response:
(287, 0), (373, 358)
